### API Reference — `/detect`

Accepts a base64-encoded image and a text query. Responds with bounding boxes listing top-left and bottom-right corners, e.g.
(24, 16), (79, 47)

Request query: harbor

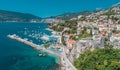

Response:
(7, 34), (77, 70)
(7, 34), (61, 57)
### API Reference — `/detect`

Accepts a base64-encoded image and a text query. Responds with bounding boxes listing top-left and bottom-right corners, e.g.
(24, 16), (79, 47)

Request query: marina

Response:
(0, 22), (59, 70)
(7, 34), (61, 57)
(7, 34), (77, 70)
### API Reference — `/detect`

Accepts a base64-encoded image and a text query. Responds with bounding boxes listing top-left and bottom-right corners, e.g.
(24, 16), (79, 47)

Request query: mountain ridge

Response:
(0, 10), (41, 22)
(0, 2), (120, 23)
(45, 2), (120, 21)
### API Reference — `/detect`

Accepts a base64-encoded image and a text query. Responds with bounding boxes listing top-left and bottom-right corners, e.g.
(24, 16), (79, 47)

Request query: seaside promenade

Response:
(7, 34), (77, 70)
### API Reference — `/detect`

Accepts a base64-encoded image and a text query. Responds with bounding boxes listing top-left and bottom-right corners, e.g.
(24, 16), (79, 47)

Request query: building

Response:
(92, 30), (99, 35)
(77, 27), (82, 35)
(116, 25), (120, 30)
(67, 40), (75, 50)
(110, 34), (120, 42)
(78, 15), (83, 19)
(92, 35), (105, 49)
(87, 29), (91, 34)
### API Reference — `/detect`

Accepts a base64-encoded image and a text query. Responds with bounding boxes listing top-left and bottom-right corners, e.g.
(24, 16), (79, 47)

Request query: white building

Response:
(78, 15), (83, 19)
(110, 34), (120, 42)
(116, 25), (120, 30)
(92, 30), (99, 35)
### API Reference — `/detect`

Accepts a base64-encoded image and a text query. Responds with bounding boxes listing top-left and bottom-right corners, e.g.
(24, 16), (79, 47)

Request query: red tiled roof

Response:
(101, 30), (106, 32)
(112, 34), (120, 37)
(65, 34), (74, 37)
(68, 40), (75, 44)
(97, 33), (102, 36)
(98, 26), (103, 28)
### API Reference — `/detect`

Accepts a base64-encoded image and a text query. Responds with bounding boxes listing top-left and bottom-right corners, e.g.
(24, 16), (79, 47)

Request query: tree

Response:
(90, 29), (93, 36)
(80, 17), (86, 21)
(74, 48), (120, 70)
(118, 20), (120, 24)
(43, 43), (49, 48)
(102, 10), (115, 16)
(61, 36), (66, 45)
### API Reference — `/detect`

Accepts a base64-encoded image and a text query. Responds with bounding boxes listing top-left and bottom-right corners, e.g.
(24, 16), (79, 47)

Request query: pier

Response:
(7, 34), (60, 57)
(7, 34), (77, 70)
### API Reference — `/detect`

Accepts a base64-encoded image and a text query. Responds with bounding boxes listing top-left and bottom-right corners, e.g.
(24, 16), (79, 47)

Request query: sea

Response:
(0, 22), (59, 70)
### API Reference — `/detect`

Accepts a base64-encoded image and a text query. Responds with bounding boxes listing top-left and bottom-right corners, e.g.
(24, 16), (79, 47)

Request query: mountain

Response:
(46, 2), (120, 21)
(47, 11), (92, 21)
(0, 10), (41, 22)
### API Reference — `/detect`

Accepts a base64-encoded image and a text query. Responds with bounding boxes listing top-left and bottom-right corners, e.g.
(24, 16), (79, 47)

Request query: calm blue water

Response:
(0, 22), (59, 70)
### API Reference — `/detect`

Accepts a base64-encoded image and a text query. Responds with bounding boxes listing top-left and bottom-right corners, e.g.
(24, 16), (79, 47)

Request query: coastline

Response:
(7, 22), (77, 70)
(45, 27), (62, 64)
(44, 27), (63, 69)
(0, 22), (61, 70)
(47, 25), (77, 70)
(7, 34), (62, 68)
(0, 21), (43, 24)
(47, 53), (61, 64)
(7, 33), (77, 70)
(45, 28), (54, 32)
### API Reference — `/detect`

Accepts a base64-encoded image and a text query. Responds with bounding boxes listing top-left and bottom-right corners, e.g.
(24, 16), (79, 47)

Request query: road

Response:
(62, 46), (77, 70)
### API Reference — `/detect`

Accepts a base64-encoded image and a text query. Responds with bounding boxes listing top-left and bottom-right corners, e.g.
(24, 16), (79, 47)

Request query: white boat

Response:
(38, 53), (46, 57)
(41, 35), (50, 41)
(38, 54), (42, 56)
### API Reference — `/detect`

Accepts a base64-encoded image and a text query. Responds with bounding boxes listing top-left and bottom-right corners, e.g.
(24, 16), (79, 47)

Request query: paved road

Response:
(62, 47), (77, 70)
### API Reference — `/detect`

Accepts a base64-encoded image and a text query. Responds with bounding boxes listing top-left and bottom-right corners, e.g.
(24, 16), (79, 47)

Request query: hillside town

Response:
(47, 5), (120, 69)
(5, 3), (120, 70)
(1, 0), (120, 70)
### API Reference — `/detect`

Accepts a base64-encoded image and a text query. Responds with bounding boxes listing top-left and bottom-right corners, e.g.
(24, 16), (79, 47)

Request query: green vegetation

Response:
(74, 47), (120, 70)
(51, 20), (77, 33)
(43, 43), (49, 48)
(70, 35), (79, 41)
(94, 27), (99, 30)
(89, 19), (95, 22)
(50, 11), (91, 21)
(79, 17), (86, 21)
(79, 27), (92, 38)
(70, 27), (92, 41)
(111, 16), (119, 21)
(112, 30), (120, 33)
(102, 10), (116, 19)
(105, 37), (109, 41)
(61, 36), (66, 45)
(51, 20), (78, 45)
(52, 21), (93, 40)
(0, 10), (41, 22)
(52, 25), (64, 32)
(102, 10), (116, 16)
(118, 20), (120, 24)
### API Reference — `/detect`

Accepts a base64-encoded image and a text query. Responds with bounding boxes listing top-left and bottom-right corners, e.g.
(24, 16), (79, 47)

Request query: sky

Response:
(0, 0), (120, 17)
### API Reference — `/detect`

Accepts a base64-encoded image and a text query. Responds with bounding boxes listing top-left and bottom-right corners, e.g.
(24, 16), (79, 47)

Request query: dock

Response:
(7, 34), (77, 70)
(7, 34), (61, 57)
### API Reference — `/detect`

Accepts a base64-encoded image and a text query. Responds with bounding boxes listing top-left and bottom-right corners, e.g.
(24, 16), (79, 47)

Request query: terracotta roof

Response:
(102, 30), (106, 32)
(68, 40), (75, 44)
(97, 33), (103, 36)
(65, 34), (74, 37)
(112, 34), (120, 37)
(68, 47), (73, 50)
(56, 44), (60, 49)
(98, 26), (103, 28)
